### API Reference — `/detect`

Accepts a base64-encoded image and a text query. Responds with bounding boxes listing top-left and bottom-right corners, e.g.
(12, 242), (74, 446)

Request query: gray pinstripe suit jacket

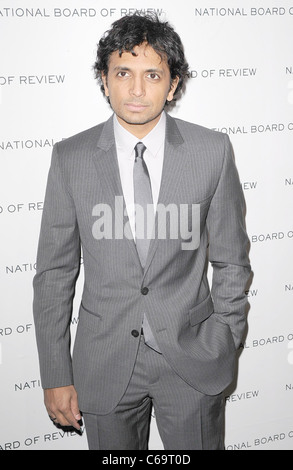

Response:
(33, 113), (251, 414)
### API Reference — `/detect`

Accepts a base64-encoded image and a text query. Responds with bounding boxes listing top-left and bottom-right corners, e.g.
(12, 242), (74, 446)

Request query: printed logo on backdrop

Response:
(0, 138), (56, 150)
(0, 7), (165, 19)
(188, 67), (257, 80)
(0, 202), (43, 215)
(193, 7), (293, 17)
(3, 257), (83, 274)
(285, 283), (293, 294)
(239, 330), (293, 352)
(0, 318), (77, 340)
(2, 6), (293, 19)
(226, 429), (293, 450)
(5, 262), (36, 275)
(225, 389), (260, 404)
(0, 430), (82, 451)
(244, 284), (292, 301)
(211, 122), (293, 135)
(188, 62), (293, 84)
(14, 379), (42, 392)
(0, 324), (33, 339)
(250, 230), (293, 243)
(0, 75), (65, 86)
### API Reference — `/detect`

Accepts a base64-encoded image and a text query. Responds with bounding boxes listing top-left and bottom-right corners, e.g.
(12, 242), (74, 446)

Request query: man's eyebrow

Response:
(145, 68), (165, 74)
(113, 66), (131, 72)
(112, 66), (165, 74)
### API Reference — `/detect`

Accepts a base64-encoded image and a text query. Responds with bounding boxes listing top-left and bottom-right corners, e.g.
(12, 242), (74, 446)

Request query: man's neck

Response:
(116, 113), (163, 139)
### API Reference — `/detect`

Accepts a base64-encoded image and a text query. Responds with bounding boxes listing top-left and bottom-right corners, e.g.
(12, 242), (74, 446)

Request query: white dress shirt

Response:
(113, 112), (166, 239)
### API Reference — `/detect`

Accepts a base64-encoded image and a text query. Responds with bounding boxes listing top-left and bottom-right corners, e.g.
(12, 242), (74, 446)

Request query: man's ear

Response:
(167, 76), (179, 102)
(101, 73), (109, 97)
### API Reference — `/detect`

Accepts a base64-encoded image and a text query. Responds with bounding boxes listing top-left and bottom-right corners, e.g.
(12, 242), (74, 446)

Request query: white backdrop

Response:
(0, 0), (292, 451)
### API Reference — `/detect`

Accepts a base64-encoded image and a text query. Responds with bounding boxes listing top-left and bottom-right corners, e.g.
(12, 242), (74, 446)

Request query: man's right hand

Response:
(44, 385), (82, 431)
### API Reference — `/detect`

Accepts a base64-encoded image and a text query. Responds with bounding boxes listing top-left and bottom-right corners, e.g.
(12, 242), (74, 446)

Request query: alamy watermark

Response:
(92, 196), (200, 250)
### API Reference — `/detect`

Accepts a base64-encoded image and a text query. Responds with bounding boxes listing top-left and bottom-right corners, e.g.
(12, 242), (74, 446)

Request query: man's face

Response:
(102, 43), (179, 138)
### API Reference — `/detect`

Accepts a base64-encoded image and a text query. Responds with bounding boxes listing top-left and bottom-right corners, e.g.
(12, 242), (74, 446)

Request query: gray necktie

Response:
(133, 142), (153, 266)
(133, 142), (161, 353)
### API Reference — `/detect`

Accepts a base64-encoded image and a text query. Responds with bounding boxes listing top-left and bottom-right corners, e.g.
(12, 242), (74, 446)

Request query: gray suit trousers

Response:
(83, 335), (224, 450)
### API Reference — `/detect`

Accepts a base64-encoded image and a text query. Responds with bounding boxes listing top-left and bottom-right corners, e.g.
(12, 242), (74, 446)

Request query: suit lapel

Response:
(94, 115), (122, 202)
(142, 114), (187, 277)
(92, 116), (143, 271)
(156, 113), (185, 207)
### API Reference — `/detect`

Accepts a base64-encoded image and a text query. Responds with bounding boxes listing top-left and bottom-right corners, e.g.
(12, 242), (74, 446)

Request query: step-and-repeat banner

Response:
(0, 0), (292, 450)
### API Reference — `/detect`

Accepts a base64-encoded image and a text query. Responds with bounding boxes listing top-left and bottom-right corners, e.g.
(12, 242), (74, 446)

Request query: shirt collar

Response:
(114, 111), (166, 160)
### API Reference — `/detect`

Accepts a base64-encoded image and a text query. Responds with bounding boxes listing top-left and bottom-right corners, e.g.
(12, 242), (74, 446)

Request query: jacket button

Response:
(131, 329), (139, 337)
(141, 287), (149, 295)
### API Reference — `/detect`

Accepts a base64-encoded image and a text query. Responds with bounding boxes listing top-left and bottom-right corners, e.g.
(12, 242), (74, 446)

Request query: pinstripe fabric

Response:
(83, 336), (224, 450)
(33, 113), (251, 415)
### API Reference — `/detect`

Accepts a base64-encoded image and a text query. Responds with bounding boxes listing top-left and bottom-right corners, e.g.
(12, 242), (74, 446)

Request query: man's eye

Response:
(147, 73), (159, 80)
(117, 71), (129, 77)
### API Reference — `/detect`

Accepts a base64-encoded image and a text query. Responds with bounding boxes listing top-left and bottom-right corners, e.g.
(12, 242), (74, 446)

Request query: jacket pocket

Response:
(78, 302), (102, 332)
(189, 293), (214, 326)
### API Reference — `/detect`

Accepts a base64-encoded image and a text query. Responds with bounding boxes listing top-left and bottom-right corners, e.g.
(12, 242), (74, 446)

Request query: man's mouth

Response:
(125, 103), (148, 112)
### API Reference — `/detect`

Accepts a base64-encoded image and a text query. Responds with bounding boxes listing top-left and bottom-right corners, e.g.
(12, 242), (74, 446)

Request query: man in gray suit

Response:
(33, 13), (251, 450)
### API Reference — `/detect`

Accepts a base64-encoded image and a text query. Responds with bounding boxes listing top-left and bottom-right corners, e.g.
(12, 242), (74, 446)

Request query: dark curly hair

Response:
(93, 12), (189, 105)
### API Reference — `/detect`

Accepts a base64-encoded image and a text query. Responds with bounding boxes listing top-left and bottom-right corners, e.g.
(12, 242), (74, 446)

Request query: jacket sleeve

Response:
(206, 134), (251, 348)
(33, 143), (81, 389)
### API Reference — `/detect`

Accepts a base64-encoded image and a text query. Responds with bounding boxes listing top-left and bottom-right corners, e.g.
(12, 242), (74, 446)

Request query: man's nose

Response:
(130, 76), (145, 97)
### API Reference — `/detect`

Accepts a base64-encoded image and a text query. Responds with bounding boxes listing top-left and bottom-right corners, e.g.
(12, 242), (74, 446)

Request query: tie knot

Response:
(135, 142), (147, 161)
